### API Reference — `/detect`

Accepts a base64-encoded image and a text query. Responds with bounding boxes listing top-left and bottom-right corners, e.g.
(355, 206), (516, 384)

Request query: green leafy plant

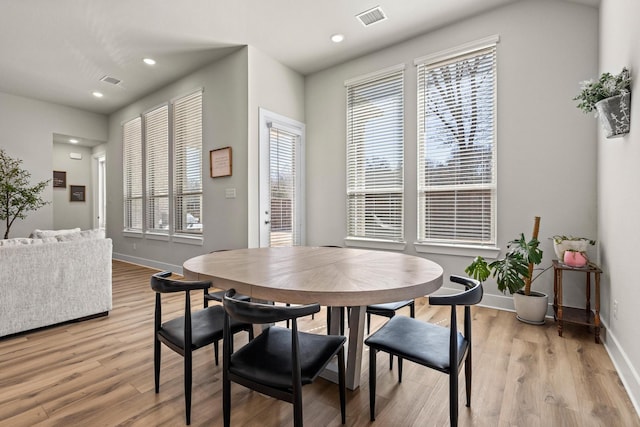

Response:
(465, 234), (545, 295)
(574, 67), (631, 114)
(0, 149), (50, 239)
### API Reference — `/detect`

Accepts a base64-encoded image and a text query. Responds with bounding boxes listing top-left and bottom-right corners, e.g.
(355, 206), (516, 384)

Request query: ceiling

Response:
(0, 0), (598, 116)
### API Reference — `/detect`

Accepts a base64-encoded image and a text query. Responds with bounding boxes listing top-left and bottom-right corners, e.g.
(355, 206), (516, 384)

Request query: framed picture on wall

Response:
(210, 147), (232, 178)
(53, 171), (66, 188)
(70, 185), (85, 202)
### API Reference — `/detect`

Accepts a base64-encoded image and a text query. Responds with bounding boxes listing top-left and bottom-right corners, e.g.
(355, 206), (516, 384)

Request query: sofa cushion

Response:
(30, 228), (81, 238)
(56, 229), (105, 242)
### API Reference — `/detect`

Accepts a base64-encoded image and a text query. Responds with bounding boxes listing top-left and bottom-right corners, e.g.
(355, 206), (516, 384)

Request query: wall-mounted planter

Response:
(595, 92), (631, 138)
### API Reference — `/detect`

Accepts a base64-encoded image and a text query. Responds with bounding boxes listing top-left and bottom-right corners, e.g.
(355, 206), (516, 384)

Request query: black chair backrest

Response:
(222, 289), (320, 325)
(429, 275), (483, 307)
(150, 271), (212, 294)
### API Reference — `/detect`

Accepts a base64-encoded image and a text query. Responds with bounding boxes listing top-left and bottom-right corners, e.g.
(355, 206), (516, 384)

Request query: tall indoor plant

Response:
(465, 216), (550, 324)
(0, 149), (50, 239)
(574, 67), (632, 138)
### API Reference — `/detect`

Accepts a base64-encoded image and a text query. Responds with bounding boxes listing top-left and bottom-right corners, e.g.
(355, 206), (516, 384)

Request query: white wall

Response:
(246, 46), (306, 247)
(0, 92), (107, 238)
(52, 143), (94, 230)
(107, 46), (305, 271)
(599, 0), (640, 412)
(305, 0), (599, 309)
(107, 48), (249, 271)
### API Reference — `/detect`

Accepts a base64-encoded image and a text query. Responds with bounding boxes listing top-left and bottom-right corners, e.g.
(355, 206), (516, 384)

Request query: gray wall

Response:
(107, 46), (306, 271)
(305, 0), (599, 310)
(0, 91), (107, 238)
(599, 0), (640, 412)
(52, 143), (94, 230)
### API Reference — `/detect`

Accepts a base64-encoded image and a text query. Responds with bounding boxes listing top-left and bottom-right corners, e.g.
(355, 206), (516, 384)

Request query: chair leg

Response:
(367, 312), (371, 335)
(465, 352), (472, 407)
(185, 350), (192, 425)
(338, 347), (346, 424)
(154, 337), (161, 393)
(450, 365), (459, 427)
(293, 385), (303, 427)
(389, 354), (393, 370)
(214, 340), (219, 366)
(369, 347), (377, 421)
(410, 301), (415, 318)
(223, 372), (231, 427)
(398, 357), (403, 383)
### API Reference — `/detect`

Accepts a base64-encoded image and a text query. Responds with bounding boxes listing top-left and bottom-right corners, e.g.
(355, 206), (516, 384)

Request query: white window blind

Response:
(417, 43), (497, 245)
(346, 68), (404, 242)
(123, 117), (143, 231)
(173, 91), (203, 235)
(269, 125), (299, 247)
(144, 104), (169, 233)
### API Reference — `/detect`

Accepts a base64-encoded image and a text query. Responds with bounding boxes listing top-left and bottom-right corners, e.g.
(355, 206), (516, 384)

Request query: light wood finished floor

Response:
(0, 260), (638, 426)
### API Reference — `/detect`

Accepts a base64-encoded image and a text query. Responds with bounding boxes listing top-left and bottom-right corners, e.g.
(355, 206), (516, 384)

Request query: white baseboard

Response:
(112, 252), (183, 275)
(600, 319), (640, 417)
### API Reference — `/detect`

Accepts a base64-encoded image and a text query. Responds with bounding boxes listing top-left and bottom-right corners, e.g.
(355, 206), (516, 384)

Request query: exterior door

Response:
(259, 109), (305, 248)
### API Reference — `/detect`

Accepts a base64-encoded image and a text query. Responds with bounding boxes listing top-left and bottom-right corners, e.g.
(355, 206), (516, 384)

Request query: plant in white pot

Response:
(552, 235), (595, 264)
(465, 216), (551, 325)
(574, 67), (632, 138)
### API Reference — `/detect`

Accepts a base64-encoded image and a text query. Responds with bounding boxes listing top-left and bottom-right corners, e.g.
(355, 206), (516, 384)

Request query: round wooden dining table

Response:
(183, 246), (444, 389)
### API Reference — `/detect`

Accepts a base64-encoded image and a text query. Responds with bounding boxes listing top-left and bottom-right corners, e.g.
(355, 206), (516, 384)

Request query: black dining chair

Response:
(222, 289), (347, 427)
(150, 271), (253, 425)
(365, 275), (483, 427)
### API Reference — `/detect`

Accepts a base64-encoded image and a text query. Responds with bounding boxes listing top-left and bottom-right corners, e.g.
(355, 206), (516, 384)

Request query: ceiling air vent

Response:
(356, 6), (387, 27)
(100, 75), (121, 85)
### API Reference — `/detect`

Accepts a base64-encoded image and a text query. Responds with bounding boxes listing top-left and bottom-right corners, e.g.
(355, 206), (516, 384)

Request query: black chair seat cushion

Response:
(229, 326), (346, 389)
(366, 300), (413, 315)
(365, 316), (467, 372)
(159, 305), (248, 350)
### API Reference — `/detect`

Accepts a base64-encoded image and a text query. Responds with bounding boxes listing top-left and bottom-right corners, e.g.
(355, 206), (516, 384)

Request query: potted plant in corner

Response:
(465, 216), (551, 325)
(0, 149), (50, 239)
(574, 67), (632, 138)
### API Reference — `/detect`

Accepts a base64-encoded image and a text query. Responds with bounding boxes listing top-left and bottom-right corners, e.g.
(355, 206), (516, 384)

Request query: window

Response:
(416, 37), (498, 246)
(346, 65), (404, 242)
(122, 90), (203, 239)
(123, 117), (142, 232)
(145, 105), (169, 233)
(173, 91), (203, 234)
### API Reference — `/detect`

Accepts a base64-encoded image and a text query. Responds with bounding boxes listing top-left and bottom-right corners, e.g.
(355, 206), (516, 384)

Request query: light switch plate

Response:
(225, 188), (236, 199)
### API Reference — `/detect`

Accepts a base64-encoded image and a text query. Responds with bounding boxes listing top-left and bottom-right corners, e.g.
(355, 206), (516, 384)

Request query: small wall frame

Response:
(210, 147), (232, 178)
(70, 185), (86, 202)
(53, 171), (66, 188)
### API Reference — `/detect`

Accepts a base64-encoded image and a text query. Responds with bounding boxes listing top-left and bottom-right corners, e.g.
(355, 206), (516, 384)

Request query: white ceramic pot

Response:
(553, 239), (591, 260)
(513, 290), (548, 325)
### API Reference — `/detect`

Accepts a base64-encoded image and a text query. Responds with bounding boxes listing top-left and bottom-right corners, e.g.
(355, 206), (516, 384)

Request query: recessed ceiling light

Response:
(143, 58), (156, 65)
(331, 34), (345, 43)
(69, 139), (79, 144)
(92, 91), (103, 98)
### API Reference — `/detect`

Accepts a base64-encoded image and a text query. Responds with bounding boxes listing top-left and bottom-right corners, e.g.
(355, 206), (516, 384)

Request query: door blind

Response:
(269, 125), (299, 247)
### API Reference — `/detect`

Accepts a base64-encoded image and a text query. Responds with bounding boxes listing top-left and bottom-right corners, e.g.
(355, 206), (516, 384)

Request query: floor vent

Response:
(356, 6), (387, 27)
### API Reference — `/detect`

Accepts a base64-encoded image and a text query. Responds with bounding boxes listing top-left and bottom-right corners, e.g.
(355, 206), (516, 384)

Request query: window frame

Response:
(414, 35), (500, 256)
(344, 64), (406, 250)
(122, 89), (204, 245)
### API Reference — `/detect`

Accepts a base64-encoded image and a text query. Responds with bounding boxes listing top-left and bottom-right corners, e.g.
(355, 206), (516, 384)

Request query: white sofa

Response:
(0, 229), (112, 338)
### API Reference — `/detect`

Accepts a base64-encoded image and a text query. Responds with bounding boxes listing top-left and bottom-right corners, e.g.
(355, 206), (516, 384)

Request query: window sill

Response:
(122, 230), (143, 239)
(146, 232), (170, 242)
(344, 237), (406, 251)
(414, 242), (500, 259)
(173, 234), (203, 246)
